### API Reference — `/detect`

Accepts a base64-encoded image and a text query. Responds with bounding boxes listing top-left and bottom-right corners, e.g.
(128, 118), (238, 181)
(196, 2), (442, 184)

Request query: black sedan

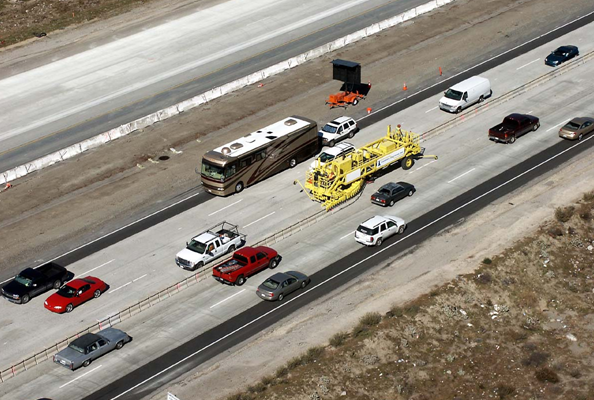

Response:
(370, 182), (415, 207)
(545, 45), (579, 67)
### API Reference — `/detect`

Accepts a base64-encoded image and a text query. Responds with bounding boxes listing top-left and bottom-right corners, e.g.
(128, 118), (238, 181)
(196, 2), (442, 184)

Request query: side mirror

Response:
(186, 242), (189, 246)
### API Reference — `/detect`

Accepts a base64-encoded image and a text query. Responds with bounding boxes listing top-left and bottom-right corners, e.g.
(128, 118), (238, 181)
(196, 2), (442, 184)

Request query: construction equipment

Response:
(294, 125), (437, 210)
(325, 59), (371, 108)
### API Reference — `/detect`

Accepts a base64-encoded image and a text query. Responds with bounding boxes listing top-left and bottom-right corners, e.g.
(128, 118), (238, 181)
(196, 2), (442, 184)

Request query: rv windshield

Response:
(201, 161), (225, 180)
(444, 89), (463, 101)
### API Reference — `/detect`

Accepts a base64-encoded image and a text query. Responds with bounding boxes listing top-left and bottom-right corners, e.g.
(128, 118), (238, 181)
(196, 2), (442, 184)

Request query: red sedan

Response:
(44, 276), (107, 313)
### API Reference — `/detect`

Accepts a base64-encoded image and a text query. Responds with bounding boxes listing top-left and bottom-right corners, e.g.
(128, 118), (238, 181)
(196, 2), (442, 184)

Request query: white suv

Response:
(310, 142), (356, 170)
(354, 215), (406, 247)
(319, 116), (359, 147)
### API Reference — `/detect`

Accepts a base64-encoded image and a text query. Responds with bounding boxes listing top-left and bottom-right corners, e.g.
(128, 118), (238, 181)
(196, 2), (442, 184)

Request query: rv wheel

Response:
(289, 159), (297, 168)
(235, 181), (244, 193)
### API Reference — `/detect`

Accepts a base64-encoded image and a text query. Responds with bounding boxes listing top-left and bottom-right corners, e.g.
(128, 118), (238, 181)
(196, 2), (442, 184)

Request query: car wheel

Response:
(509, 136), (516, 144)
(398, 225), (405, 234)
(401, 156), (415, 170)
(83, 359), (91, 368)
(301, 281), (308, 289)
(533, 122), (540, 131)
(329, 140), (336, 147)
(278, 293), (284, 301)
(478, 95), (484, 103)
(408, 190), (414, 197)
(116, 340), (125, 350)
(235, 181), (244, 194)
(93, 289), (101, 299)
(347, 130), (355, 139)
(353, 99), (359, 106)
(289, 158), (297, 168)
(269, 259), (278, 269)
(375, 237), (383, 247)
(389, 200), (395, 207)
(53, 280), (62, 290)
(236, 275), (246, 286)
(578, 133), (583, 141)
(21, 294), (30, 304)
(66, 303), (74, 313)
(227, 245), (236, 254)
(456, 106), (462, 114)
(192, 261), (204, 272)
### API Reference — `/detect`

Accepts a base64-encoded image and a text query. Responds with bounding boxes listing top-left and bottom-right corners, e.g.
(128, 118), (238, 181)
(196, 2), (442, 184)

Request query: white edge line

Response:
(243, 211), (276, 228)
(546, 120), (569, 132)
(516, 58), (540, 70)
(132, 274), (148, 283)
(75, 259), (115, 279)
(339, 231), (355, 240)
(210, 289), (246, 309)
(410, 159), (438, 173)
(109, 136), (593, 400)
(448, 168), (476, 184)
(59, 365), (102, 388)
(208, 199), (243, 217)
(425, 106), (438, 113)
(6, 10), (594, 288)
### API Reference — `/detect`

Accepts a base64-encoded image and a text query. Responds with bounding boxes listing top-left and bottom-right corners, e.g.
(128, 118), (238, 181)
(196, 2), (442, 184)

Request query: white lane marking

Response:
(208, 199), (243, 216)
(339, 231), (355, 240)
(132, 274), (147, 283)
(59, 365), (102, 388)
(516, 58), (540, 70)
(547, 120), (569, 132)
(0, 190), (204, 285)
(108, 136), (594, 400)
(243, 212), (275, 228)
(358, 10), (594, 123)
(425, 106), (438, 113)
(409, 159), (438, 173)
(526, 110), (533, 114)
(447, 168), (476, 184)
(109, 281), (132, 294)
(76, 259), (115, 278)
(210, 290), (246, 309)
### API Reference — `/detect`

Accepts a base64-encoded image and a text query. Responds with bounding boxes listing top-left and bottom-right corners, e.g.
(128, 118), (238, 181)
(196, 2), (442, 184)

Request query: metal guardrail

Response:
(3, 50), (592, 384)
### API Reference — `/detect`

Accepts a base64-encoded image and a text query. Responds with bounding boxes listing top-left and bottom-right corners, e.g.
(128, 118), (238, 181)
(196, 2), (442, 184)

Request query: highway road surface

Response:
(1, 17), (593, 400)
(0, 0), (432, 172)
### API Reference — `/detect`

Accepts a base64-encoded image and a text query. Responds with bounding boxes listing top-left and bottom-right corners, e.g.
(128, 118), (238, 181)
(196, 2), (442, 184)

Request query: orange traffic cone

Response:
(403, 82), (408, 91)
(367, 107), (372, 115)
(368, 80), (372, 88)
(257, 83), (264, 88)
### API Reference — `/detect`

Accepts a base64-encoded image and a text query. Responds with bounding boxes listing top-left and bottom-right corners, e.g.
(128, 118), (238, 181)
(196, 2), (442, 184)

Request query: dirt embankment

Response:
(222, 193), (594, 400)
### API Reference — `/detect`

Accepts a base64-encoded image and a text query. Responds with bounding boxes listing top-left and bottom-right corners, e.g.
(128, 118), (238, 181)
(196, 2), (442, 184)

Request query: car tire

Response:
(375, 237), (383, 247)
(93, 289), (101, 298)
(578, 133), (583, 141)
(533, 122), (540, 131)
(398, 225), (406, 234)
(235, 181), (244, 194)
(329, 140), (335, 147)
(269, 259), (278, 269)
(478, 95), (484, 103)
(456, 106), (462, 114)
(83, 359), (91, 368)
(66, 303), (74, 313)
(21, 294), (30, 304)
(408, 190), (414, 197)
(227, 245), (236, 254)
(236, 275), (246, 286)
(278, 293), (284, 301)
(401, 156), (415, 170)
(347, 130), (355, 139)
(116, 340), (125, 350)
(353, 99), (359, 106)
(192, 261), (204, 272)
(509, 136), (516, 144)
(301, 281), (307, 289)
(289, 158), (297, 168)
(389, 200), (395, 207)
(53, 280), (62, 290)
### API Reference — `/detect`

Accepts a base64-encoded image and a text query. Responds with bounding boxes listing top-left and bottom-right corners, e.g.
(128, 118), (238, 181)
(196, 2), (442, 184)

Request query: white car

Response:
(319, 116), (359, 147)
(354, 215), (406, 247)
(310, 142), (356, 170)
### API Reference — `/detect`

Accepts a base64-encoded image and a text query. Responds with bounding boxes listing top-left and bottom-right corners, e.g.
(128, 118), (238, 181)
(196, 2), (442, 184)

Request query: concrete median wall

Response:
(0, 0), (455, 185)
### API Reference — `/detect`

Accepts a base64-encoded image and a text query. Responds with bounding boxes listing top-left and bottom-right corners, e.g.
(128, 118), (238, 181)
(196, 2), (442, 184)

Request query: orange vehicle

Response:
(325, 59), (370, 109)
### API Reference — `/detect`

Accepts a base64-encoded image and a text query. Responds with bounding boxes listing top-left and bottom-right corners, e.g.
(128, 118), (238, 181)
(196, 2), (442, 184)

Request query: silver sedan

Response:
(256, 271), (310, 301)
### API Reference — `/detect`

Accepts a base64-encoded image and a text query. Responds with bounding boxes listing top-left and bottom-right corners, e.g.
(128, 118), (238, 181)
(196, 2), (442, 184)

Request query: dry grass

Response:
(226, 192), (594, 400)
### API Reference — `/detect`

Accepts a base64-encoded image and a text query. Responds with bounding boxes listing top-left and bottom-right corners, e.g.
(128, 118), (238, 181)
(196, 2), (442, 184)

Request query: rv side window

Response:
(255, 151), (266, 161)
(239, 158), (251, 168)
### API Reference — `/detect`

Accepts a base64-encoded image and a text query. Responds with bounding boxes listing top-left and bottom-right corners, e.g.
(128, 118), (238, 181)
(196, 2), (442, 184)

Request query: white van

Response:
(439, 76), (491, 113)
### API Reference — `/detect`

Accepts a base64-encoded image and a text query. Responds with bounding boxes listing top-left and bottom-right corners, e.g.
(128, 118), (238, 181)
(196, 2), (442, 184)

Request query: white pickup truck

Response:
(175, 222), (246, 271)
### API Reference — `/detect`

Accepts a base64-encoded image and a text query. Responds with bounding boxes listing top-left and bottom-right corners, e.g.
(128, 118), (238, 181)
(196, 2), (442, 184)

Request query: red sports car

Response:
(44, 276), (107, 313)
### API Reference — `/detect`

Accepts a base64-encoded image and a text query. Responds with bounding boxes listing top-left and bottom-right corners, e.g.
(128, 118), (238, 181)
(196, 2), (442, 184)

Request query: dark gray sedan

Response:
(256, 271), (310, 301)
(53, 328), (131, 370)
(370, 182), (415, 207)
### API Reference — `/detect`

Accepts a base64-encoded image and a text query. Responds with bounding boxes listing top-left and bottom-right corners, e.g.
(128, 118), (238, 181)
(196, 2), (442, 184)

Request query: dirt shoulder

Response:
(148, 132), (594, 400)
(0, 0), (592, 276)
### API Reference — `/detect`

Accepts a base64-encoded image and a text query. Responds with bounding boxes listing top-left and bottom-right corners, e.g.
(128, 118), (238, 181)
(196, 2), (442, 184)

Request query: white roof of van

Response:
(212, 117), (312, 158)
(450, 76), (489, 92)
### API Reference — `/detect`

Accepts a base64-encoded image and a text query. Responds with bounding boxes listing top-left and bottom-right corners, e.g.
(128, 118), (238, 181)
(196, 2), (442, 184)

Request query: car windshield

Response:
(564, 122), (581, 130)
(322, 124), (338, 134)
(14, 275), (33, 287)
(357, 225), (378, 236)
(187, 240), (206, 254)
(444, 89), (463, 101)
(262, 279), (280, 290)
(201, 161), (225, 180)
(57, 285), (77, 298)
(68, 343), (85, 354)
(318, 152), (336, 163)
(553, 49), (566, 56)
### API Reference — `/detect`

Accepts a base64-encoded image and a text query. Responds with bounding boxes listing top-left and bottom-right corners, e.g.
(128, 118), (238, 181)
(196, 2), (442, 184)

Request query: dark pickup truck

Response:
(212, 246), (281, 286)
(1, 263), (69, 304)
(488, 113), (540, 144)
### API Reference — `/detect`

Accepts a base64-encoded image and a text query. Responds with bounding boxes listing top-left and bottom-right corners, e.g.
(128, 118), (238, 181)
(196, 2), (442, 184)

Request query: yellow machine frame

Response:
(295, 125), (437, 210)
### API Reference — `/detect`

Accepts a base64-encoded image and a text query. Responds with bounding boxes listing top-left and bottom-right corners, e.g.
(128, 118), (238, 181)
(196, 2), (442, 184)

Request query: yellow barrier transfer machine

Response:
(295, 125), (437, 210)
